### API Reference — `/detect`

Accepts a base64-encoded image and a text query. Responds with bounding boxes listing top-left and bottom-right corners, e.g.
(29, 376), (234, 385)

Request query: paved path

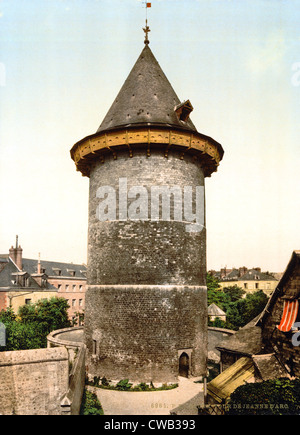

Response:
(90, 377), (204, 415)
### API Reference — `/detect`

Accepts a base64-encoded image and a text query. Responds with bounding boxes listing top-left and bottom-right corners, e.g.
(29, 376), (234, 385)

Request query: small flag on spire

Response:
(146, 2), (151, 7)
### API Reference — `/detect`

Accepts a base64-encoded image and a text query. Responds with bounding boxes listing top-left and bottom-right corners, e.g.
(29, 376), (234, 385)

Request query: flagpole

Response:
(143, 2), (151, 44)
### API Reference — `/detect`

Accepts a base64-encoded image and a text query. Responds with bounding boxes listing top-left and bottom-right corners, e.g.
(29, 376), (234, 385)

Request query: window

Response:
(72, 285), (76, 291)
(79, 285), (83, 292)
(79, 299), (83, 307)
(72, 299), (76, 307)
(58, 284), (62, 290)
(92, 340), (97, 355)
(244, 283), (248, 289)
(174, 100), (193, 122)
(66, 285), (69, 291)
(255, 283), (259, 289)
(25, 299), (31, 305)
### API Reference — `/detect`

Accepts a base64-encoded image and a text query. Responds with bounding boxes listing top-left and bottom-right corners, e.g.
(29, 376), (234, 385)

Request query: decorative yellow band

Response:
(70, 127), (223, 177)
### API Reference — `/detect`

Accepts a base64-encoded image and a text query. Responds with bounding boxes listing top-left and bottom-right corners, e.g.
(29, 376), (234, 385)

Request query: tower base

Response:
(84, 284), (207, 383)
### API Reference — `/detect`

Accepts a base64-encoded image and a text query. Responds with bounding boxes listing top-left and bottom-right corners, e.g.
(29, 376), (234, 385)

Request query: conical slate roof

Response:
(97, 44), (197, 134)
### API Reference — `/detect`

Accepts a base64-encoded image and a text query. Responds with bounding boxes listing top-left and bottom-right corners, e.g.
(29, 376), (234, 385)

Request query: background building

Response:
(0, 239), (86, 322)
(209, 267), (279, 296)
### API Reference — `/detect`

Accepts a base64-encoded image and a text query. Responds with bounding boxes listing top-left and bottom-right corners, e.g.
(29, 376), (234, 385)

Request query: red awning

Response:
(278, 300), (299, 332)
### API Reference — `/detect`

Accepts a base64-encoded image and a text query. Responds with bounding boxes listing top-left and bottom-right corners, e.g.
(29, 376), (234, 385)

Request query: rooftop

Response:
(97, 44), (197, 134)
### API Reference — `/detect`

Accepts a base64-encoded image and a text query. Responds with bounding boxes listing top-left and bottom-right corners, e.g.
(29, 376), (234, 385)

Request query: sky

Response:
(0, 0), (299, 273)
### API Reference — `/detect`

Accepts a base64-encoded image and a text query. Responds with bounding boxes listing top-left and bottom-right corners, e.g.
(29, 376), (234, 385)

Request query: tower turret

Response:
(71, 32), (224, 383)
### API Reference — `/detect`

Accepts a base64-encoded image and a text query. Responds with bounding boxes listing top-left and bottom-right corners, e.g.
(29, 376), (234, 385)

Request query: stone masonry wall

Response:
(85, 149), (207, 382)
(85, 284), (207, 382)
(0, 347), (69, 415)
(87, 150), (206, 286)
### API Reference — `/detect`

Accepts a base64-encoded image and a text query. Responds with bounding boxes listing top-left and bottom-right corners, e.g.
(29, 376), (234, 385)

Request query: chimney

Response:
(239, 266), (247, 277)
(37, 253), (41, 274)
(9, 236), (23, 270)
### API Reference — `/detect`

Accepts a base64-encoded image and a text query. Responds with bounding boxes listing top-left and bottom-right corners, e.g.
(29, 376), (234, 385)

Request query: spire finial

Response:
(143, 19), (150, 44)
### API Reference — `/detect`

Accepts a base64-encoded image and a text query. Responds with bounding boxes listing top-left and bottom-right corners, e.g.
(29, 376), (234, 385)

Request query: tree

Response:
(0, 297), (70, 351)
(207, 273), (228, 310)
(206, 273), (221, 292)
(223, 285), (245, 302)
(226, 290), (268, 329)
(0, 307), (16, 323)
(206, 272), (268, 330)
(18, 297), (70, 332)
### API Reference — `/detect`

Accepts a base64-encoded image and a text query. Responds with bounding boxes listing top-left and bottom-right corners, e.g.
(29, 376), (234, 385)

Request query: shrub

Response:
(86, 377), (178, 392)
(80, 389), (104, 415)
(226, 378), (300, 415)
(135, 382), (150, 391)
(116, 379), (133, 391)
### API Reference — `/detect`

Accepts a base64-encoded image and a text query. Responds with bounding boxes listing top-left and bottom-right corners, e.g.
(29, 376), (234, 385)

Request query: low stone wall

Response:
(47, 326), (84, 364)
(61, 343), (86, 415)
(0, 327), (86, 415)
(0, 347), (69, 415)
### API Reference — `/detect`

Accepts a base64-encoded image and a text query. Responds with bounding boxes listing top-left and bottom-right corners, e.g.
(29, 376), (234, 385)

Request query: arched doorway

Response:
(179, 352), (189, 378)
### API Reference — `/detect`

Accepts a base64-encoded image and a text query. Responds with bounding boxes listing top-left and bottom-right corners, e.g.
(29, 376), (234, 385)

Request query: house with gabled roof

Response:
(256, 250), (300, 377)
(207, 251), (300, 404)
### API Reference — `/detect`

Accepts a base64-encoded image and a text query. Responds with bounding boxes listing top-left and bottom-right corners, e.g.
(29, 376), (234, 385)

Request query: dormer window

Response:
(174, 100), (193, 122)
(11, 271), (27, 287)
(67, 269), (76, 277)
(52, 268), (61, 276)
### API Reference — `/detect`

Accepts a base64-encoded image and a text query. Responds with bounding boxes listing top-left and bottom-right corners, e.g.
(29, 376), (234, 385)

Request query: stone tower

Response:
(70, 32), (224, 383)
